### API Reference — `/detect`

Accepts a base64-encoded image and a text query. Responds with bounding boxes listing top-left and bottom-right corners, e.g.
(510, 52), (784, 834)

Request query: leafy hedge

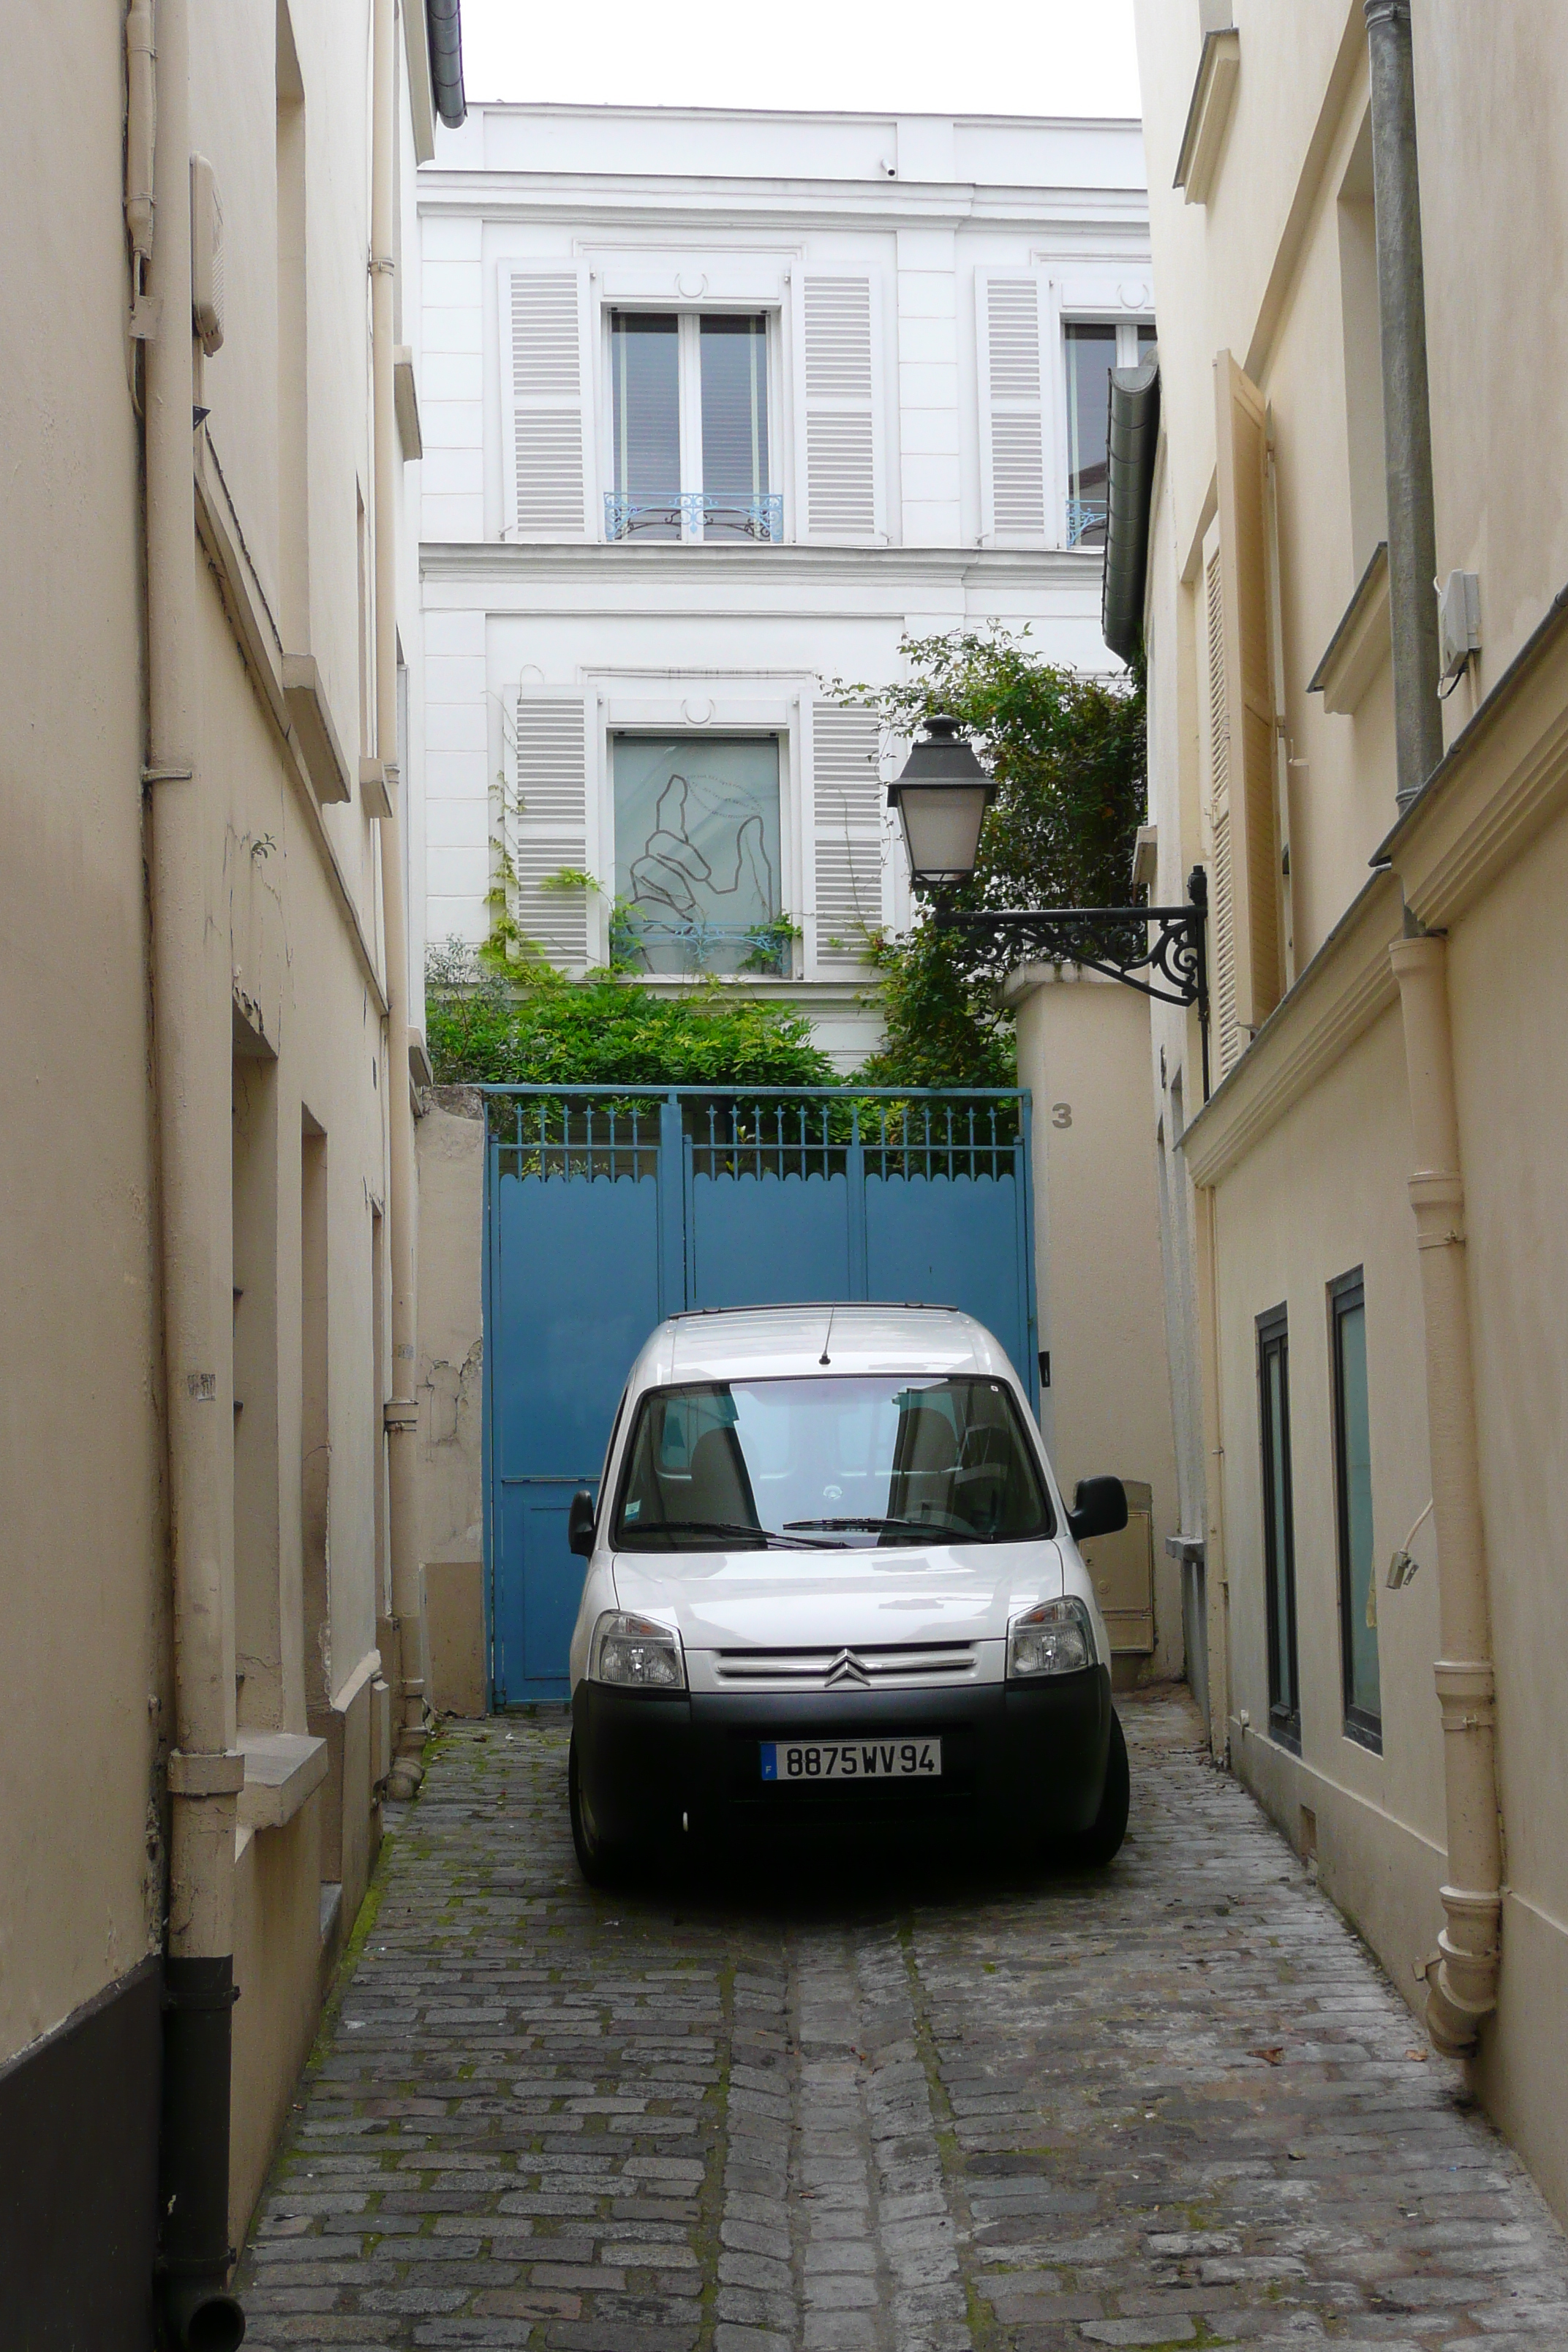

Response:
(425, 956), (838, 1091)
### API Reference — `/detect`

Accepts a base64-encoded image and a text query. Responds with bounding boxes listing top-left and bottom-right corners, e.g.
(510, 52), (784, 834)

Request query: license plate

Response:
(760, 1738), (942, 1782)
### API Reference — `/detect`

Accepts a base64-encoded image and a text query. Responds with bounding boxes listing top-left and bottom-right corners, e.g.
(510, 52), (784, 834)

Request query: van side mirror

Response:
(568, 1488), (597, 1558)
(1068, 1475), (1128, 1544)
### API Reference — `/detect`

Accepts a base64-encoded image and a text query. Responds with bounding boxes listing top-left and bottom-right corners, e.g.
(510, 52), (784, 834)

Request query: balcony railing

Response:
(1067, 496), (1108, 550)
(610, 911), (794, 978)
(603, 491), (784, 545)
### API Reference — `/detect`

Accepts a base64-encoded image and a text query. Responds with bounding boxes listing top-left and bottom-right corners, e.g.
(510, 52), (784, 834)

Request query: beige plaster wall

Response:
(0, 0), (165, 2068)
(1011, 971), (1181, 1678)
(1211, 1005), (1450, 1989)
(0, 0), (423, 2277)
(1445, 806), (1568, 2213)
(417, 1093), (487, 1582)
(1417, 1), (1568, 710)
(230, 1802), (325, 2239)
(1132, 0), (1568, 2230)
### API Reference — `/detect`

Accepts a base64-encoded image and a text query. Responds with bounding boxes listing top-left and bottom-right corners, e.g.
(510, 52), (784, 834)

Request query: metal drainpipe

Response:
(372, 0), (427, 1798)
(1389, 932), (1501, 2054)
(1364, 0), (1444, 810)
(140, 0), (247, 2340)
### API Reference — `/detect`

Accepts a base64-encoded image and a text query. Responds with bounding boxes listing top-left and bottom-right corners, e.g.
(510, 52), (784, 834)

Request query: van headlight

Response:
(589, 1610), (686, 1691)
(1007, 1597), (1096, 1678)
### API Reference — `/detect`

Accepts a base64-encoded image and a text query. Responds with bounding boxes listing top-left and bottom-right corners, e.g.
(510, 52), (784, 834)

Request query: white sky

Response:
(455, 0), (1142, 121)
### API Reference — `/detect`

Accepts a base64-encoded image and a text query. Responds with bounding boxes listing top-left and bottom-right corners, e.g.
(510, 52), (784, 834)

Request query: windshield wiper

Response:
(785, 1515), (968, 1537)
(625, 1518), (844, 1551)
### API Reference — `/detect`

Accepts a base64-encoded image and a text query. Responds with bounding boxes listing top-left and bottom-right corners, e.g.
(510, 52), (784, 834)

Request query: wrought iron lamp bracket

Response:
(933, 867), (1212, 1098)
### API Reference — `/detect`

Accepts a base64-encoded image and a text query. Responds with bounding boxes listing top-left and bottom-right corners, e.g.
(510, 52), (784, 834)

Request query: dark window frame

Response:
(1330, 1267), (1382, 1753)
(1256, 1303), (1300, 1752)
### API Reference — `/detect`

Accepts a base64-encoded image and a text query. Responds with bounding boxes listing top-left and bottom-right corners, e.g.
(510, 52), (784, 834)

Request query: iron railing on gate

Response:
(484, 1085), (1027, 1186)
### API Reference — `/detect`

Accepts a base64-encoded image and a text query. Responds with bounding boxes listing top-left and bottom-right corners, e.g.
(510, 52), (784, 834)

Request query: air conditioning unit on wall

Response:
(190, 154), (225, 356)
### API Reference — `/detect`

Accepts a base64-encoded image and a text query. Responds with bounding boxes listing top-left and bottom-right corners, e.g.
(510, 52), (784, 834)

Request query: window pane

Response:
(611, 312), (679, 538)
(1259, 1319), (1298, 1740)
(1064, 323), (1117, 548)
(1336, 1297), (1380, 1724)
(1266, 1348), (1294, 1715)
(701, 314), (771, 540)
(613, 735), (783, 975)
(614, 1375), (1051, 1550)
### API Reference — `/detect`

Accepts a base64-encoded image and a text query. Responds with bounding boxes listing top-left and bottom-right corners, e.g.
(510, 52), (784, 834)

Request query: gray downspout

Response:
(1365, 0), (1444, 809)
(426, 0), (467, 128)
(1101, 358), (1161, 666)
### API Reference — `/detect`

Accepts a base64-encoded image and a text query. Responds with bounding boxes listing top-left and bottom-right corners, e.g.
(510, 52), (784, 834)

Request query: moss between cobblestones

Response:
(690, 1949), (735, 2352)
(896, 1915), (1008, 2352)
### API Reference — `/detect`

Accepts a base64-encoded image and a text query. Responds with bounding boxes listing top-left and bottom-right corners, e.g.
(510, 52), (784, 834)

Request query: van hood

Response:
(611, 1539), (1065, 1651)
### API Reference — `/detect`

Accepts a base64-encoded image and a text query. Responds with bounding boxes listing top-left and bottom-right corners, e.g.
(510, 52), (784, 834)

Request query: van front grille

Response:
(713, 1642), (976, 1690)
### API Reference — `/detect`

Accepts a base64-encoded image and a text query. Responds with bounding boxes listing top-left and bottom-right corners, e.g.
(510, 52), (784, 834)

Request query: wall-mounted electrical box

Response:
(1438, 569), (1481, 685)
(190, 155), (225, 356)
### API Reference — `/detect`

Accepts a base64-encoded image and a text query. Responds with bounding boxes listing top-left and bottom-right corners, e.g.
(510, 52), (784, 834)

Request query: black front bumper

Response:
(572, 1669), (1112, 1850)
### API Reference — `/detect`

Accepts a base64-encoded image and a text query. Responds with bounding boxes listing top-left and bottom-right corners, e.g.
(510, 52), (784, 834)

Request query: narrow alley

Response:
(238, 1693), (1568, 2351)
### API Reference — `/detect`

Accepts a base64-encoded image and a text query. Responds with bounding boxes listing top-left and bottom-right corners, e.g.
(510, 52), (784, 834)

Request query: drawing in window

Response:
(612, 735), (786, 975)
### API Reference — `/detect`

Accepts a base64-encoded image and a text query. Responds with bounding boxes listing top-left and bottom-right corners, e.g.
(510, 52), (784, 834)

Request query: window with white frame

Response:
(1064, 319), (1157, 549)
(606, 312), (779, 544)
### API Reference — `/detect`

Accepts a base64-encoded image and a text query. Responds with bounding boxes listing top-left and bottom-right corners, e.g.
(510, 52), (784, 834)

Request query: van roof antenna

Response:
(819, 1307), (835, 1366)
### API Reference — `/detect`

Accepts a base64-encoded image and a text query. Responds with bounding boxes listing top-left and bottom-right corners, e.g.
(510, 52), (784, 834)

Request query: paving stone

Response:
(235, 1694), (1568, 2350)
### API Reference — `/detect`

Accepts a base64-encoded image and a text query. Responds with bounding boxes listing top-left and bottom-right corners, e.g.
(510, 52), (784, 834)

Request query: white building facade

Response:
(406, 104), (1150, 1064)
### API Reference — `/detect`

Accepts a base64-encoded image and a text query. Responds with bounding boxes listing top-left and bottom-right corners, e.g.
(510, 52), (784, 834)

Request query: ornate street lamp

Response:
(888, 714), (1213, 1099)
(886, 714), (997, 889)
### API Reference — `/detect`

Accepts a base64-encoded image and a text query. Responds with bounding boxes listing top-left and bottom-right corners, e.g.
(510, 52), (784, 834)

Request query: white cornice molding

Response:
(464, 102), (1143, 132)
(420, 541), (1102, 588)
(414, 180), (1150, 238)
(1181, 869), (1403, 1190)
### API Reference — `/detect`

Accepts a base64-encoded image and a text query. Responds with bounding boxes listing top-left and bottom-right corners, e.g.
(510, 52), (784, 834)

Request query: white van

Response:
(565, 1303), (1129, 1880)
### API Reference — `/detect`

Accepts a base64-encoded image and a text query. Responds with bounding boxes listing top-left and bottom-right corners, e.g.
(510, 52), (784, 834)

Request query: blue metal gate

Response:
(482, 1086), (1036, 1705)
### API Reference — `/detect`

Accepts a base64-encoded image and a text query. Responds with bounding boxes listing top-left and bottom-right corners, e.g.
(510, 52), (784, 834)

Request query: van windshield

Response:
(613, 1375), (1053, 1550)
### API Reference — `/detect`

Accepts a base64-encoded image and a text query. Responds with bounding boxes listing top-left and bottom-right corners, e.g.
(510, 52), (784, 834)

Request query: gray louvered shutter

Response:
(509, 698), (591, 970)
(978, 274), (1046, 541)
(813, 705), (883, 966)
(799, 275), (880, 541)
(503, 268), (592, 540)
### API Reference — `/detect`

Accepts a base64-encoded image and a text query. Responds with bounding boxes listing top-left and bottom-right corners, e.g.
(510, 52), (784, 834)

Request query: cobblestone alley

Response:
(238, 1690), (1568, 2352)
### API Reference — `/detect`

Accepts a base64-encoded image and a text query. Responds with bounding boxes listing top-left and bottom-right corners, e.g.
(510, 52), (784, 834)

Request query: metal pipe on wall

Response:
(1389, 932), (1501, 2055)
(1364, 0), (1444, 810)
(140, 0), (246, 2337)
(372, 0), (427, 1798)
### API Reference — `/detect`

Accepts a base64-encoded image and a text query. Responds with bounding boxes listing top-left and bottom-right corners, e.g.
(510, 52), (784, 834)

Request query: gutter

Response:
(1101, 359), (1160, 665)
(427, 0), (467, 129)
(1365, 0), (1443, 807)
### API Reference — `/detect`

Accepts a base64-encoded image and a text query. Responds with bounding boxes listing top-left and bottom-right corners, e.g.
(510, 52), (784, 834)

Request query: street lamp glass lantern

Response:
(887, 715), (995, 889)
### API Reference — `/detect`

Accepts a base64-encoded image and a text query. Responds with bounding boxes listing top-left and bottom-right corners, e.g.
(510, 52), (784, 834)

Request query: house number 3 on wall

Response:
(1052, 1103), (1073, 1128)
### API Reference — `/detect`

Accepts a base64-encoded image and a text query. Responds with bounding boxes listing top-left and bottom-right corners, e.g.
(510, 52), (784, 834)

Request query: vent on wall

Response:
(813, 705), (883, 965)
(190, 154), (225, 355)
(508, 701), (589, 969)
